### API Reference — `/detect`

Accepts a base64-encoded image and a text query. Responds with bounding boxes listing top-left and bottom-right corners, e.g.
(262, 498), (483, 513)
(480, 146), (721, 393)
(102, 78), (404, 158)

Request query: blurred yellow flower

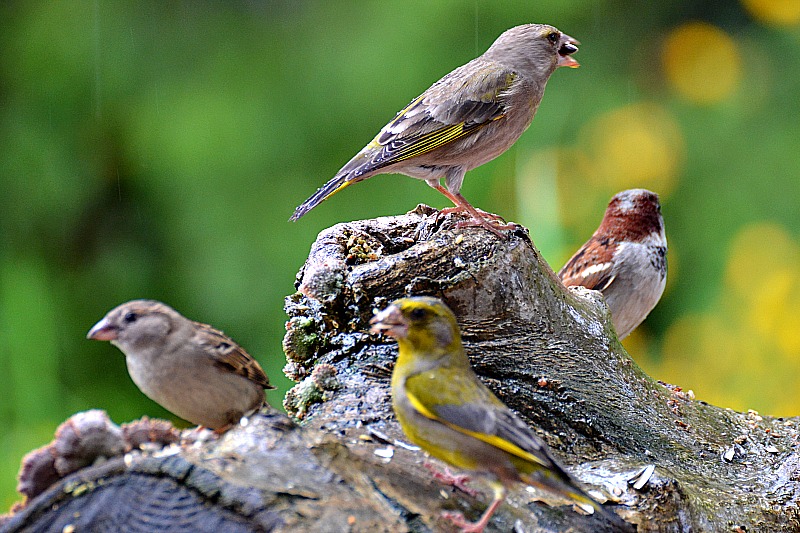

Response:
(662, 22), (742, 104)
(742, 0), (800, 25)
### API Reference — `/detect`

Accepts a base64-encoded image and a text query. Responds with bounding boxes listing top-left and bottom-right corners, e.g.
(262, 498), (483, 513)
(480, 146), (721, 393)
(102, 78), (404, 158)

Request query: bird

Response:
(370, 296), (625, 532)
(559, 189), (667, 339)
(290, 23), (580, 237)
(87, 300), (274, 431)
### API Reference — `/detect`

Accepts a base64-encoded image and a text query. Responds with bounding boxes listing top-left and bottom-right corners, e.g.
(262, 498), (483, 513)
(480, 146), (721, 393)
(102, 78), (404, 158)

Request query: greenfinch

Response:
(291, 24), (579, 237)
(87, 300), (274, 431)
(370, 297), (621, 532)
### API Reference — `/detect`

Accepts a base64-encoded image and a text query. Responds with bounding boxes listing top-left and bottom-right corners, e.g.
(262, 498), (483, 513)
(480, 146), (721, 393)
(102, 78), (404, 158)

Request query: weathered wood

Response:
(285, 206), (800, 532)
(4, 206), (799, 532)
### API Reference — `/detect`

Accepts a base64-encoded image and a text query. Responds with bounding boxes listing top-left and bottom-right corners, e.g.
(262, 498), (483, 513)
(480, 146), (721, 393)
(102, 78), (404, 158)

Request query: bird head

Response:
(484, 24), (579, 76)
(599, 189), (664, 241)
(370, 297), (462, 358)
(87, 300), (177, 352)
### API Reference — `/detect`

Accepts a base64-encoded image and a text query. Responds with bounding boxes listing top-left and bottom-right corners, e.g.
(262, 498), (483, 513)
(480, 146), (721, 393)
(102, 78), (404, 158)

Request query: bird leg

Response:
(432, 185), (515, 238)
(441, 483), (507, 533)
(212, 424), (234, 436)
(424, 461), (478, 497)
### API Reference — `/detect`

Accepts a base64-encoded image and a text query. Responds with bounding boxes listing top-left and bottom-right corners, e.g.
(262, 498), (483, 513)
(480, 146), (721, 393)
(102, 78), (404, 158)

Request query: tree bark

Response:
(4, 206), (800, 532)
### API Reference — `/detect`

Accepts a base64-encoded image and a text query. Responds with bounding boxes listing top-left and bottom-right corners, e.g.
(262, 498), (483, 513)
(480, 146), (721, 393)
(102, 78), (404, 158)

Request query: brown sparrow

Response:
(87, 300), (274, 431)
(558, 189), (667, 339)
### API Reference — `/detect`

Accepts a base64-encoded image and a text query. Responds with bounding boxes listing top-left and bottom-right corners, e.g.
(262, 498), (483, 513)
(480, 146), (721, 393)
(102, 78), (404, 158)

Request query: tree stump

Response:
(4, 206), (799, 532)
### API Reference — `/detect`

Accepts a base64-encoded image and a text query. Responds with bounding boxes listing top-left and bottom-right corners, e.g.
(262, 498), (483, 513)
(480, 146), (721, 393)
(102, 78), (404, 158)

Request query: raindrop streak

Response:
(93, 0), (102, 120)
(474, 0), (479, 56)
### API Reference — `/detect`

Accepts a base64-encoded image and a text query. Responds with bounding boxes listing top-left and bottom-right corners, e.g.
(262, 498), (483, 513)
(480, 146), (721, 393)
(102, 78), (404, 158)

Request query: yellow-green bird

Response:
(291, 24), (579, 237)
(370, 297), (626, 532)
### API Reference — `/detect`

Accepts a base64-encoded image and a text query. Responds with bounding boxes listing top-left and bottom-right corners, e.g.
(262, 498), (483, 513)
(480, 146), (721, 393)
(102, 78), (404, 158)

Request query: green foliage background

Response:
(1, 1), (799, 510)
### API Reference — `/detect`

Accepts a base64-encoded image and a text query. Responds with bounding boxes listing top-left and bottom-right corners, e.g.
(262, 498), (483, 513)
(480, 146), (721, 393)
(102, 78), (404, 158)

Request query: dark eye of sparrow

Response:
(547, 31), (559, 45)
(123, 312), (138, 323)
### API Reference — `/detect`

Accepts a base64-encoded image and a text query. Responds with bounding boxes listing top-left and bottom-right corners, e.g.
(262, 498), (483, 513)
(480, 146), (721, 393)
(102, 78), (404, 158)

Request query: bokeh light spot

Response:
(725, 222), (800, 360)
(658, 313), (773, 412)
(742, 0), (800, 26)
(724, 221), (800, 299)
(662, 22), (742, 104)
(578, 103), (684, 196)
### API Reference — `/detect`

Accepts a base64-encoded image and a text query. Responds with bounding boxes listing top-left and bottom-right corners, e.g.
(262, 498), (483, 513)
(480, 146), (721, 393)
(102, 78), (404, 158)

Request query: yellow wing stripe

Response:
(329, 179), (353, 197)
(390, 114), (504, 163)
(406, 388), (441, 420)
(406, 390), (549, 468)
(379, 101), (505, 165)
(391, 123), (468, 162)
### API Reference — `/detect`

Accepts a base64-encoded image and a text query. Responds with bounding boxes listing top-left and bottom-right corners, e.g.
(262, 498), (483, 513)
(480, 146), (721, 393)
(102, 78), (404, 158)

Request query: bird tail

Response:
(526, 471), (634, 532)
(289, 173), (354, 221)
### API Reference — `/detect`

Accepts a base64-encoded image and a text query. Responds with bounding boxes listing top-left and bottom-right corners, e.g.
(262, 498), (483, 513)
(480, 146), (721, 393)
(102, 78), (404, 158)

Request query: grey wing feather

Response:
(423, 370), (560, 469)
(434, 400), (559, 470)
(350, 61), (515, 174)
(382, 60), (514, 138)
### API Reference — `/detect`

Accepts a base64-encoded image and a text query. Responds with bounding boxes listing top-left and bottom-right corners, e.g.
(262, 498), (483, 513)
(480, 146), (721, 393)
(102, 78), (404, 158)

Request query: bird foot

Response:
(454, 218), (518, 236)
(424, 462), (478, 496)
(439, 206), (505, 222)
(436, 206), (516, 238)
(431, 186), (515, 238)
(440, 511), (487, 533)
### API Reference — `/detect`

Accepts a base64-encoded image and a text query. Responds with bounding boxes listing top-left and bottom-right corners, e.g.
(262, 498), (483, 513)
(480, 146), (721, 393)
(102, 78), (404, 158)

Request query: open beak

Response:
(369, 305), (408, 339)
(557, 33), (580, 68)
(87, 318), (119, 341)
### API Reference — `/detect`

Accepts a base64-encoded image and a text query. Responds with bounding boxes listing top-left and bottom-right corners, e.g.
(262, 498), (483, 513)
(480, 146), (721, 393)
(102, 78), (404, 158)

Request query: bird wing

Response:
(405, 370), (557, 470)
(559, 238), (616, 291)
(194, 322), (274, 390)
(352, 61), (516, 175)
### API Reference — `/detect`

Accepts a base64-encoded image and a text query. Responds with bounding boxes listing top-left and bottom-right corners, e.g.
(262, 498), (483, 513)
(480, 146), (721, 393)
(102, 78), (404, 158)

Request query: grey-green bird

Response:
(371, 297), (629, 532)
(291, 24), (579, 237)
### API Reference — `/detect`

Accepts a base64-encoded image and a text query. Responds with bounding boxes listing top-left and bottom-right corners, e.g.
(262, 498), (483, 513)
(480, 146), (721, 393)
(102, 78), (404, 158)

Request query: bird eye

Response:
(409, 308), (427, 320)
(123, 312), (138, 323)
(547, 31), (559, 44)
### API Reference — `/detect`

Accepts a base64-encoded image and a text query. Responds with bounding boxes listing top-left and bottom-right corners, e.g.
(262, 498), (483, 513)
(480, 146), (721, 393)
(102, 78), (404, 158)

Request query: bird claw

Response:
(435, 208), (513, 238)
(424, 462), (478, 496)
(440, 206), (506, 222)
(454, 218), (517, 234)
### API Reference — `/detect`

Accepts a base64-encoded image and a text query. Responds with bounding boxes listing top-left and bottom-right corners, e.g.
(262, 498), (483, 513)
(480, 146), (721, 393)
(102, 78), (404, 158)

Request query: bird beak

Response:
(557, 34), (580, 68)
(87, 318), (119, 341)
(370, 305), (408, 339)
